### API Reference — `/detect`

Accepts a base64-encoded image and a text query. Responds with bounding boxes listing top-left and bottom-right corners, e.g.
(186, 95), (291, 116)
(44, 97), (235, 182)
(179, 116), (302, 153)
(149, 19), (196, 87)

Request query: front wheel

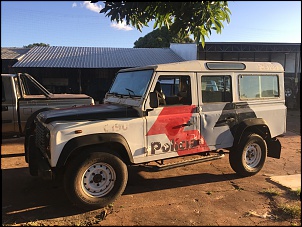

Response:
(64, 151), (128, 210)
(229, 133), (267, 177)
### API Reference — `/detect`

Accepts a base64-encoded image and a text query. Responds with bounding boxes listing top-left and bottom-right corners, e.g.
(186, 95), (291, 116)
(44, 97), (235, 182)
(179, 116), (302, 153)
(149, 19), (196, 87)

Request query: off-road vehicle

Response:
(26, 60), (286, 210)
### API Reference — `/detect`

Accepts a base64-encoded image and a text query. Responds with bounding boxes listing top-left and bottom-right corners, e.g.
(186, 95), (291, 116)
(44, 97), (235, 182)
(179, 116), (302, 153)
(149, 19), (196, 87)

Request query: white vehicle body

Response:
(27, 60), (286, 210)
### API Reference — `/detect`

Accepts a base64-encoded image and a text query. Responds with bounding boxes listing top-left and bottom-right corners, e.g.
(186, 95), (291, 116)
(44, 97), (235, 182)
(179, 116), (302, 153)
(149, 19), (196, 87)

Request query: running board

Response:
(141, 153), (225, 172)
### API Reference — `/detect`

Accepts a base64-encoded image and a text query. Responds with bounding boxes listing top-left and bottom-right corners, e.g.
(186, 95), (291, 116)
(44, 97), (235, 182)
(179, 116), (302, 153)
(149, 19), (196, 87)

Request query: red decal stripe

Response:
(147, 106), (210, 155)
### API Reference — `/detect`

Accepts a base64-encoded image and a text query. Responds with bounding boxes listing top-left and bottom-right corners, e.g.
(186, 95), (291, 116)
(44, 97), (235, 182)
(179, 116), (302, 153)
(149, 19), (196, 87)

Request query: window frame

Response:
(238, 74), (280, 100)
(157, 75), (192, 106)
(201, 75), (233, 103)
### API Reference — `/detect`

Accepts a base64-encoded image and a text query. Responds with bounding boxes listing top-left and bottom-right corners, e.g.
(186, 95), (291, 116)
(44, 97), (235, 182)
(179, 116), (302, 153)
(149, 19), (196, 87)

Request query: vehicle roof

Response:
(119, 60), (284, 73)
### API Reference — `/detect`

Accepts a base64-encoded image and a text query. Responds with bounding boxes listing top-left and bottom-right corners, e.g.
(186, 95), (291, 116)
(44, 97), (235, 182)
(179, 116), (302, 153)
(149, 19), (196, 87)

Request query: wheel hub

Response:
(93, 173), (103, 183)
(82, 163), (116, 197)
(245, 144), (261, 168)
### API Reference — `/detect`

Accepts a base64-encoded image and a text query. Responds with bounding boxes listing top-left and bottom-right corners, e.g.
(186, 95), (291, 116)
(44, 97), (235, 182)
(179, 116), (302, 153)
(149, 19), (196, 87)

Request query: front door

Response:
(146, 73), (210, 160)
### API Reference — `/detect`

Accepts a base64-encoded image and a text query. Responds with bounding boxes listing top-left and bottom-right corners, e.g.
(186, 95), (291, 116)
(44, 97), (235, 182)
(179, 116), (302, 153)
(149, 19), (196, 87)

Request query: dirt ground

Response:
(1, 110), (301, 226)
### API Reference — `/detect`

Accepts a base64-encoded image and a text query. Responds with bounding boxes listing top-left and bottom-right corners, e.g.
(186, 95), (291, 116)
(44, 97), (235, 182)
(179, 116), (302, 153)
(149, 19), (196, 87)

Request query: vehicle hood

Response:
(37, 104), (140, 124)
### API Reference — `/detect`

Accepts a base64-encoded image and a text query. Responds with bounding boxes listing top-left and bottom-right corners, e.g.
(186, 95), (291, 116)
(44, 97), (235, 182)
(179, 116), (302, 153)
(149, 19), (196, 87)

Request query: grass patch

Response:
(277, 203), (301, 219)
(292, 188), (301, 197)
(260, 188), (281, 196)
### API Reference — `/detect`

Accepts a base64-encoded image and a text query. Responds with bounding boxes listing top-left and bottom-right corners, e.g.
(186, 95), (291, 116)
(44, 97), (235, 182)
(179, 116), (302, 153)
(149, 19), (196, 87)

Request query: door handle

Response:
(226, 117), (235, 122)
(216, 117), (235, 125)
(182, 121), (192, 127)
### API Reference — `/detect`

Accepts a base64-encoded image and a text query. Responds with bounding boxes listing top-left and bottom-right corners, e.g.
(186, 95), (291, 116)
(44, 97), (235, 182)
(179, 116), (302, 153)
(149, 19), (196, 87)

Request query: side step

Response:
(141, 152), (225, 172)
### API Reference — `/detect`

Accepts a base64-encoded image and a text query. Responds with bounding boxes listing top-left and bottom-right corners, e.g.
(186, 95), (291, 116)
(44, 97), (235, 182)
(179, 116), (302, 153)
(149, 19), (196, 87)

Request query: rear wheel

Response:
(64, 151), (128, 210)
(229, 133), (267, 177)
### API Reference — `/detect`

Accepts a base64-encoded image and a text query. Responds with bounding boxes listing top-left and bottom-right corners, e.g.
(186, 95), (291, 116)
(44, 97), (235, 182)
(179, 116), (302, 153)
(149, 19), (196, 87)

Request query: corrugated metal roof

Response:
(12, 46), (184, 68)
(1, 47), (31, 60)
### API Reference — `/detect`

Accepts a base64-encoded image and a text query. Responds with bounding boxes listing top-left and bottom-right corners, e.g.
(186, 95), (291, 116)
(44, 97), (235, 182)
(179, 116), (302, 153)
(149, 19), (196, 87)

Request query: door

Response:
(197, 74), (236, 150)
(2, 76), (19, 135)
(146, 73), (210, 160)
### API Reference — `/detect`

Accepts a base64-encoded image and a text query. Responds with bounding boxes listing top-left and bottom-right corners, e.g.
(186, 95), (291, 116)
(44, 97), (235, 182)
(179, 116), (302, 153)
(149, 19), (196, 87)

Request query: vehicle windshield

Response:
(109, 69), (153, 97)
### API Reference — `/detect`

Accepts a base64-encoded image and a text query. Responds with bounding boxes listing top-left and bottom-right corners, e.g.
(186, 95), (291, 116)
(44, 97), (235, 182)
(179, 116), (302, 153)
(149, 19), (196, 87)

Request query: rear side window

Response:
(201, 76), (232, 103)
(239, 75), (279, 100)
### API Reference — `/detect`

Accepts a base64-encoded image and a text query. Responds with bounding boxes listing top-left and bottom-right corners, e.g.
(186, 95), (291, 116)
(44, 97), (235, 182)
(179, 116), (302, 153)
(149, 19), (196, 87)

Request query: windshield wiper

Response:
(125, 88), (135, 98)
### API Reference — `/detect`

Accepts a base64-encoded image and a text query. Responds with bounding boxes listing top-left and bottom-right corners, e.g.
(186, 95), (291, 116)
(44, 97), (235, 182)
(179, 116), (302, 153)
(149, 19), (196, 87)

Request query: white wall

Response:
(170, 43), (197, 60)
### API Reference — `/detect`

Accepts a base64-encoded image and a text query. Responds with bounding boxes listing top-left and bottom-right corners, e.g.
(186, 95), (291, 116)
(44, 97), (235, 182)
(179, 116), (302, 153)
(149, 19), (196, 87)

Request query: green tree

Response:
(91, 1), (231, 47)
(134, 26), (194, 48)
(23, 43), (50, 48)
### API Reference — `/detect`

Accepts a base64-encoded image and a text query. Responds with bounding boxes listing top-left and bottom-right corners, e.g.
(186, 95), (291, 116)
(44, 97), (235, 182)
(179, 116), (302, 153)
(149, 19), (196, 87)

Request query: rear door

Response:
(2, 76), (19, 135)
(197, 73), (236, 150)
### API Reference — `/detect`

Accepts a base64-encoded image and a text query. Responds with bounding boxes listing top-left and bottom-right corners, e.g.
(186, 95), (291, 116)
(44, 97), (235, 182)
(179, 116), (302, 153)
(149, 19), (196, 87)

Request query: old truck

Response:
(25, 60), (286, 210)
(2, 73), (95, 138)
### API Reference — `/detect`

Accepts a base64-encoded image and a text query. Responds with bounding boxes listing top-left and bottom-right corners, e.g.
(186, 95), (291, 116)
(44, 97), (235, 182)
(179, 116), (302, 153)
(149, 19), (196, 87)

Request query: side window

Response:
(20, 74), (44, 95)
(155, 75), (192, 106)
(202, 76), (232, 103)
(239, 75), (279, 99)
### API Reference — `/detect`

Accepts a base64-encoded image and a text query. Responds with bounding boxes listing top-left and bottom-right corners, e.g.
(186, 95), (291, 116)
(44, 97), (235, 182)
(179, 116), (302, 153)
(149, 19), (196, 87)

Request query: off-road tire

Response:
(229, 133), (267, 177)
(64, 151), (128, 210)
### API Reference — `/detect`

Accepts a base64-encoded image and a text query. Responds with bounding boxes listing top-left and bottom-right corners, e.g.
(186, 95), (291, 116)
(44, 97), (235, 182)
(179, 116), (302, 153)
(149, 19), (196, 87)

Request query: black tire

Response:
(28, 135), (38, 176)
(64, 151), (128, 210)
(229, 133), (267, 177)
(24, 117), (37, 163)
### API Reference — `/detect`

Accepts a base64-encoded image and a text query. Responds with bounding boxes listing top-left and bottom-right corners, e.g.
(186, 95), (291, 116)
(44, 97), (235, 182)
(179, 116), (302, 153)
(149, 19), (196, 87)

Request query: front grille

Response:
(35, 121), (51, 158)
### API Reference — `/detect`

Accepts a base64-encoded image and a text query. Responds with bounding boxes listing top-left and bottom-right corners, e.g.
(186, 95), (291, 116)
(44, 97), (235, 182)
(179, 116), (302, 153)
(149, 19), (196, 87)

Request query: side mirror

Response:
(149, 92), (159, 108)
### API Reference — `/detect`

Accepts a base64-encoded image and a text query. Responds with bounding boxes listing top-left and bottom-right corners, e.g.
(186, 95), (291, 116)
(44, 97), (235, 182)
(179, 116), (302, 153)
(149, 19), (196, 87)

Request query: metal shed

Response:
(9, 46), (185, 102)
(1, 48), (30, 73)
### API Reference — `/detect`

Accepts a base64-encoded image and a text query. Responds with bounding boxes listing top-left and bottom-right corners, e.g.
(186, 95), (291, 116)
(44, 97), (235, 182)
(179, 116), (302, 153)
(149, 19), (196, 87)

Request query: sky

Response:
(1, 1), (301, 48)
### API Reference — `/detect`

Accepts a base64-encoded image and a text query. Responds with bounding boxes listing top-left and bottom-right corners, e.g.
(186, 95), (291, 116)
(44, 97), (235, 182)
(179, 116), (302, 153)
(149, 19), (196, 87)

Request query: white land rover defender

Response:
(26, 60), (286, 210)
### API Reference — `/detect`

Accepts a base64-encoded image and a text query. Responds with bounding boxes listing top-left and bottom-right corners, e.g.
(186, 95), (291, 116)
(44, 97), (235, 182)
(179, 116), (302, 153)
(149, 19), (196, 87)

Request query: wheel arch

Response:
(57, 133), (134, 168)
(232, 118), (281, 159)
(233, 118), (271, 148)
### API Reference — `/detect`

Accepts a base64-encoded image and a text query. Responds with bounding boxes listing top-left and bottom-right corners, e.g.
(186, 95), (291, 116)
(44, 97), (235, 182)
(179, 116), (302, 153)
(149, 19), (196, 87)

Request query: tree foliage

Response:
(134, 26), (194, 48)
(91, 1), (231, 47)
(23, 43), (50, 48)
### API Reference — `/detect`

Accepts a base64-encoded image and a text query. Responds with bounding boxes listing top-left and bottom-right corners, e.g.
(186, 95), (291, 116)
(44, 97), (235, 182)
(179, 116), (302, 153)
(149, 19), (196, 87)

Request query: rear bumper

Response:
(28, 135), (53, 180)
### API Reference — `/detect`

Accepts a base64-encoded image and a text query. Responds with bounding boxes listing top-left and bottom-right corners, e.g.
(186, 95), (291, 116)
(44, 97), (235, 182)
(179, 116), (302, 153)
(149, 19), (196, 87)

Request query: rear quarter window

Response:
(239, 74), (279, 100)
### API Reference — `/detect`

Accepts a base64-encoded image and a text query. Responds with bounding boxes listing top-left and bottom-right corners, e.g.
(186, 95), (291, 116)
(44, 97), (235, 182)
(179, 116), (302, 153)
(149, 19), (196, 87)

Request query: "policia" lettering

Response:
(151, 139), (201, 154)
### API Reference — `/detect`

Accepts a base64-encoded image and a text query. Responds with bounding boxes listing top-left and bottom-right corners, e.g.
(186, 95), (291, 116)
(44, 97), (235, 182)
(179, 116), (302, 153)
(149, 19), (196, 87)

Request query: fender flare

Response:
(232, 118), (281, 158)
(232, 118), (270, 147)
(56, 133), (134, 168)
